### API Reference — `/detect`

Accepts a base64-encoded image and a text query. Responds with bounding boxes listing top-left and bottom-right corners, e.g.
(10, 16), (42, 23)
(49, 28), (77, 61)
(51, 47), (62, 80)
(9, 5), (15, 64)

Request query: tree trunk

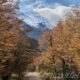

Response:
(2, 75), (10, 80)
(17, 73), (23, 80)
(61, 58), (66, 80)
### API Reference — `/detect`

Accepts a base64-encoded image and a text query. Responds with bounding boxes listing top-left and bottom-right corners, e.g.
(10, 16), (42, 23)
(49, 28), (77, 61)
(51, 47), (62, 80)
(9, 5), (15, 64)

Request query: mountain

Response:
(20, 21), (34, 32)
(20, 21), (50, 40)
(28, 22), (50, 40)
(18, 1), (71, 37)
(18, 11), (51, 40)
(18, 10), (50, 28)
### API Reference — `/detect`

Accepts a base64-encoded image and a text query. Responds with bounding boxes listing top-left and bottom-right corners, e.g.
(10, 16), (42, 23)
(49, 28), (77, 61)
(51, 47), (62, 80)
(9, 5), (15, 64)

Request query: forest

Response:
(0, 0), (80, 80)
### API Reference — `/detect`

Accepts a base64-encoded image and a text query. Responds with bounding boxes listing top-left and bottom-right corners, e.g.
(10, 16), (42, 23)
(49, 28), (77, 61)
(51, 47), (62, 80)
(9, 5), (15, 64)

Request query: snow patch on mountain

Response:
(33, 4), (72, 28)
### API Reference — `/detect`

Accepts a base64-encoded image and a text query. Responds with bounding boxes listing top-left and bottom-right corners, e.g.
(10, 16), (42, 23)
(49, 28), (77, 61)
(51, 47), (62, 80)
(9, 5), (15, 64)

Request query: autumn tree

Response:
(0, 18), (22, 80)
(37, 7), (80, 80)
(0, 0), (35, 80)
(51, 7), (80, 80)
(11, 31), (38, 80)
(39, 29), (52, 51)
(0, 0), (20, 79)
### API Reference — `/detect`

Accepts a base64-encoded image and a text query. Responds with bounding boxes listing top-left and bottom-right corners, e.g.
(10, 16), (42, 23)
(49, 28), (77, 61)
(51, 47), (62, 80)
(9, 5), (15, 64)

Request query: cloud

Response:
(33, 4), (72, 28)
(19, 0), (77, 29)
(20, 0), (44, 9)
